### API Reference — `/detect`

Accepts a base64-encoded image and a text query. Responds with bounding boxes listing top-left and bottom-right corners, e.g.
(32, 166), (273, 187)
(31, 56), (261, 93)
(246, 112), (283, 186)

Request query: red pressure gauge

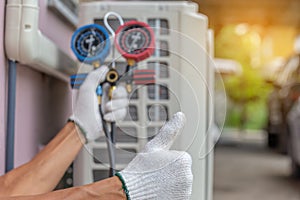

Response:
(115, 21), (155, 62)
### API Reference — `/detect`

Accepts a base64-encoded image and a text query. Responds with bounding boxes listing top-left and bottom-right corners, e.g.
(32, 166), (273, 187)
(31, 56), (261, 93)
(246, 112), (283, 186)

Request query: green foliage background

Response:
(215, 25), (272, 130)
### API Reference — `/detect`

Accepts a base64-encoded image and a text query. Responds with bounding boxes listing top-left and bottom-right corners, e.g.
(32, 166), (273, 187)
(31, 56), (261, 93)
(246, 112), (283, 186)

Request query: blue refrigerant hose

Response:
(5, 60), (17, 173)
(71, 75), (116, 177)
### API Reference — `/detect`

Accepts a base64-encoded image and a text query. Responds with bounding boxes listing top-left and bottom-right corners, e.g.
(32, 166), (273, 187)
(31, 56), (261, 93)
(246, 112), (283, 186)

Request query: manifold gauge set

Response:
(70, 12), (156, 177)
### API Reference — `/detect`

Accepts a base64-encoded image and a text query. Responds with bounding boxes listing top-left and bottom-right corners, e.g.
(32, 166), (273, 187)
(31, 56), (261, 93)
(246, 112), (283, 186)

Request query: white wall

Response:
(0, 0), (75, 175)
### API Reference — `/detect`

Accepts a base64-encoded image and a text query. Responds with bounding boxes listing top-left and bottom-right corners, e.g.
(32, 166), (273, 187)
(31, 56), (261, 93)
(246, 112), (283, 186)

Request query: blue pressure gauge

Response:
(71, 24), (110, 64)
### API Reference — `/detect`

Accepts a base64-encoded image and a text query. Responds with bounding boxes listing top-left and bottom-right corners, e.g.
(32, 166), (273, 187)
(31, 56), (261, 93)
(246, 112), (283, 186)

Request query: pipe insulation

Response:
(5, 0), (78, 82)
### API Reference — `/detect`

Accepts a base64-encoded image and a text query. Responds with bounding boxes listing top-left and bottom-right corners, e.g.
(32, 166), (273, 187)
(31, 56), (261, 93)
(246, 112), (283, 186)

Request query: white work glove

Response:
(116, 112), (193, 200)
(69, 66), (128, 141)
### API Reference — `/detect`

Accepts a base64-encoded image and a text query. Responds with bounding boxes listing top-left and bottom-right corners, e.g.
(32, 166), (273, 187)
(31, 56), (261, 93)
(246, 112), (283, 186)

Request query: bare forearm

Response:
(0, 177), (126, 200)
(0, 122), (86, 196)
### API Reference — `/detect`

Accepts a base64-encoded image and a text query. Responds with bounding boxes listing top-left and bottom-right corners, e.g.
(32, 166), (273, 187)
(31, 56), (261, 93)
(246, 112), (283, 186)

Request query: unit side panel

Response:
(178, 12), (209, 200)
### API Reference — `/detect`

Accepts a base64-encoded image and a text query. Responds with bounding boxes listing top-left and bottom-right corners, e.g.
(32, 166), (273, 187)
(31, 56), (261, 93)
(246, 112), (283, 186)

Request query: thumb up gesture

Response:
(116, 112), (193, 200)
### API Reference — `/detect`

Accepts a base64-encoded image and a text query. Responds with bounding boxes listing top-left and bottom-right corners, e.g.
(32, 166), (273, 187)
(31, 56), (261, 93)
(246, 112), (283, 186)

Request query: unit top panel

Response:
(79, 1), (198, 14)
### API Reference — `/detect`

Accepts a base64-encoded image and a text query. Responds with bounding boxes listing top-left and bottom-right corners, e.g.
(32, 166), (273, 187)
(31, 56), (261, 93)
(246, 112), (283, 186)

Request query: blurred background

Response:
(198, 0), (300, 199)
(1, 0), (299, 199)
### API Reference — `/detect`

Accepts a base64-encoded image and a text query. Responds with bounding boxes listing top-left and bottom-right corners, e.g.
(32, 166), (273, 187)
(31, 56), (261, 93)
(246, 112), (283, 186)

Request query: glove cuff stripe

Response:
(115, 172), (131, 200)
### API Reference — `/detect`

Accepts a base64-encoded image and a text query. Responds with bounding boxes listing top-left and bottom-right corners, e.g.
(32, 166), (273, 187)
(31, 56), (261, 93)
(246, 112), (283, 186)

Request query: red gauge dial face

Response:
(115, 21), (155, 62)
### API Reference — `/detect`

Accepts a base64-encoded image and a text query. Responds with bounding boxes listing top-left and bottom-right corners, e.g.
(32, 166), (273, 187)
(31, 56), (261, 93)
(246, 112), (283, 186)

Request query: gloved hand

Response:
(69, 66), (128, 141)
(116, 112), (193, 200)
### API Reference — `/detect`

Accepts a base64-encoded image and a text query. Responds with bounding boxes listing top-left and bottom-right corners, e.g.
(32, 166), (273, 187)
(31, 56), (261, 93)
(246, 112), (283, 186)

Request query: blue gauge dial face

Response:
(77, 28), (106, 57)
(71, 24), (110, 63)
